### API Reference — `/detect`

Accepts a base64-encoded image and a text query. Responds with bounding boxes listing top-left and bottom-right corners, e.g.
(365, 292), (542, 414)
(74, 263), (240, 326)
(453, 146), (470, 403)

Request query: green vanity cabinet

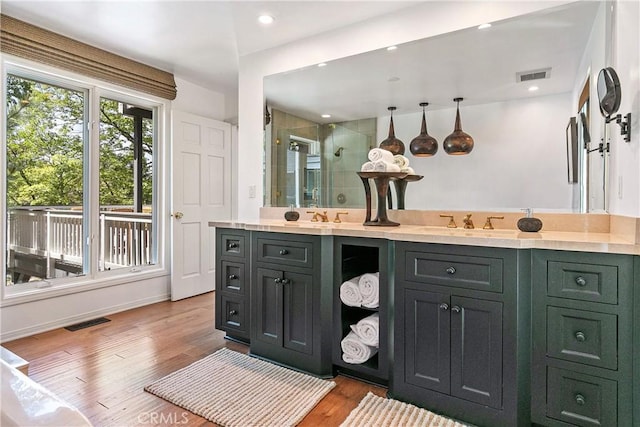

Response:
(214, 228), (250, 342)
(250, 232), (333, 377)
(391, 242), (530, 427)
(531, 250), (635, 427)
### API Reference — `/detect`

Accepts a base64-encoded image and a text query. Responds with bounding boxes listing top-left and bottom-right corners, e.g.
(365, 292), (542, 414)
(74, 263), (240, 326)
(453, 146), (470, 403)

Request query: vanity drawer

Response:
(547, 306), (617, 369)
(219, 232), (246, 258)
(547, 367), (617, 427)
(255, 238), (313, 269)
(220, 260), (246, 295)
(547, 261), (618, 304)
(404, 250), (503, 293)
(217, 293), (248, 337)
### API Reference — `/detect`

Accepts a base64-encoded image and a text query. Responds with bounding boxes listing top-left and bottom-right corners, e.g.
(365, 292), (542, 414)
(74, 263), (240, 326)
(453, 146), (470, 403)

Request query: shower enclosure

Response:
(265, 110), (374, 209)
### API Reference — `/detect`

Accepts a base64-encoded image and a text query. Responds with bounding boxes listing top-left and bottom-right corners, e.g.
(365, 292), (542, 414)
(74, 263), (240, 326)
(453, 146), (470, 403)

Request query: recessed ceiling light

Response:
(478, 23), (492, 30)
(317, 63), (327, 67)
(321, 114), (331, 118)
(258, 15), (274, 24)
(387, 46), (397, 51)
(528, 85), (539, 92)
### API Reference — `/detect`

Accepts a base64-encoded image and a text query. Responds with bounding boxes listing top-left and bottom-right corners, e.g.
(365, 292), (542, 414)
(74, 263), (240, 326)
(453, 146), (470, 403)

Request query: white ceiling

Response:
(0, 0), (417, 95)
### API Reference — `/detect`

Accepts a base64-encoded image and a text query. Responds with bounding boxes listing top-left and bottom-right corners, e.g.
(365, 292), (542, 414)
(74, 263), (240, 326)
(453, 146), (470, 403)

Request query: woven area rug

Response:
(340, 392), (469, 427)
(145, 348), (335, 427)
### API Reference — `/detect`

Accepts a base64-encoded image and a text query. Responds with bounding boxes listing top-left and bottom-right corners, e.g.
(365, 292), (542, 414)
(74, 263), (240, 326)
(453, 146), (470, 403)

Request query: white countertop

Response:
(209, 220), (639, 255)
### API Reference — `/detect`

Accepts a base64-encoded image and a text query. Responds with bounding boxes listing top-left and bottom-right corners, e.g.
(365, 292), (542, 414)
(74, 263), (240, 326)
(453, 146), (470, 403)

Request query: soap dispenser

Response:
(517, 208), (543, 232)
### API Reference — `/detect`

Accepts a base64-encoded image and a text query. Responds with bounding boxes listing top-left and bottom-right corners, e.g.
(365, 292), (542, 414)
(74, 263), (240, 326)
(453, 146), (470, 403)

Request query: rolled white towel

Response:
(368, 148), (394, 164)
(401, 166), (415, 175)
(350, 313), (379, 347)
(372, 160), (400, 173)
(359, 272), (380, 308)
(341, 331), (377, 364)
(393, 154), (409, 169)
(340, 277), (363, 307)
(360, 161), (375, 172)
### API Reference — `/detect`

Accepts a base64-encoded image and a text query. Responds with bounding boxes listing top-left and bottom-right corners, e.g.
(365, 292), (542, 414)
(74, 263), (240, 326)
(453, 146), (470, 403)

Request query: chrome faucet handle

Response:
(463, 213), (474, 229)
(483, 215), (505, 230)
(439, 214), (457, 228)
(334, 212), (349, 223)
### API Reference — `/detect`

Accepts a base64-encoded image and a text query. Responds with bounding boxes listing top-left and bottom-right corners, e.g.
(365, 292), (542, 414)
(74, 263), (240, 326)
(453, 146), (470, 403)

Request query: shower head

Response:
(334, 147), (345, 157)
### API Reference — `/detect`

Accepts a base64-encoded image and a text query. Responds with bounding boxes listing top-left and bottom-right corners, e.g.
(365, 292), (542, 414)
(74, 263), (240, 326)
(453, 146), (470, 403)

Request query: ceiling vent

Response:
(516, 68), (551, 83)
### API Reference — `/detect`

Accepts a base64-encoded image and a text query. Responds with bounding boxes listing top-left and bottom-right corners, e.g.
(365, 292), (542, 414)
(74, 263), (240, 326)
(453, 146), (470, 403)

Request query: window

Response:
(3, 62), (163, 295)
(99, 97), (155, 272)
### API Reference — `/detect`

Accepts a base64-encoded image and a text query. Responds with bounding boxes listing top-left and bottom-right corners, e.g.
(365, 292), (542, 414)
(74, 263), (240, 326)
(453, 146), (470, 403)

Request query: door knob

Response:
(172, 211), (184, 219)
(439, 303), (449, 311)
(446, 266), (456, 274)
(451, 305), (462, 313)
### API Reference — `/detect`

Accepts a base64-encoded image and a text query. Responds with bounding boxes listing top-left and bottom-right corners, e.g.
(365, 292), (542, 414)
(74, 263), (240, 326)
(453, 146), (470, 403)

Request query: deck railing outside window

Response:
(6, 207), (152, 283)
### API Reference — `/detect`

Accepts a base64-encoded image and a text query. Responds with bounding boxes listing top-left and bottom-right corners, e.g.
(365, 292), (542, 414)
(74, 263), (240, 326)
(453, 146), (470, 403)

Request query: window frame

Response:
(1, 54), (169, 305)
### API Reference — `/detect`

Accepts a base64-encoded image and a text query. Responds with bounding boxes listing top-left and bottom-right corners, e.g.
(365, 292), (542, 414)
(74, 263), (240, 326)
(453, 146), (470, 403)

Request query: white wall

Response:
(237, 1), (574, 221)
(379, 94), (574, 212)
(608, 0), (640, 216)
(173, 77), (227, 119)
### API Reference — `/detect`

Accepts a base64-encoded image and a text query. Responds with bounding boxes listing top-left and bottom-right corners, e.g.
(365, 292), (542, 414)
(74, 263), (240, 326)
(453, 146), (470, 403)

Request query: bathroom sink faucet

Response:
(307, 210), (329, 222)
(440, 214), (457, 228)
(463, 214), (474, 229)
(333, 212), (349, 223)
(483, 215), (504, 230)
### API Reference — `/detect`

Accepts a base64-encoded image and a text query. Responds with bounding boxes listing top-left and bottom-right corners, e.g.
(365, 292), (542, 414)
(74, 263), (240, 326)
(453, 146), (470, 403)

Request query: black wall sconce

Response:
(264, 103), (271, 129)
(597, 67), (631, 142)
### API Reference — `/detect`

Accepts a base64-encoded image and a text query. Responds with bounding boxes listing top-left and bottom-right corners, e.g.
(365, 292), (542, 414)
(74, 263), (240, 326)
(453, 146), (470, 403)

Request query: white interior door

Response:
(171, 110), (231, 301)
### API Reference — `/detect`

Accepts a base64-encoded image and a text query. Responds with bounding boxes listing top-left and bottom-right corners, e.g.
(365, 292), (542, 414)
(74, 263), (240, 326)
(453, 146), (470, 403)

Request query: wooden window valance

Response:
(1, 14), (177, 100)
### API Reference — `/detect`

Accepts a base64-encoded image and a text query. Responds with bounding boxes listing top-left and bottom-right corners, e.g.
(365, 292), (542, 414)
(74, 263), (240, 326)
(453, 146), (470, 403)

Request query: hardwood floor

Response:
(3, 292), (386, 426)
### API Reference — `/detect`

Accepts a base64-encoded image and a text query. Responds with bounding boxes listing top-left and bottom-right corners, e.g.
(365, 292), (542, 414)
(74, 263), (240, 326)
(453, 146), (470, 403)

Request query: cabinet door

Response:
(282, 271), (313, 355)
(401, 288), (451, 394)
(450, 296), (503, 409)
(254, 268), (283, 346)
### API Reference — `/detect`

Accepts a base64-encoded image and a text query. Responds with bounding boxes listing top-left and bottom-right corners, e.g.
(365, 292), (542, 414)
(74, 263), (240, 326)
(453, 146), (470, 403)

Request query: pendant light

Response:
(379, 106), (405, 155)
(443, 97), (474, 155)
(409, 102), (438, 157)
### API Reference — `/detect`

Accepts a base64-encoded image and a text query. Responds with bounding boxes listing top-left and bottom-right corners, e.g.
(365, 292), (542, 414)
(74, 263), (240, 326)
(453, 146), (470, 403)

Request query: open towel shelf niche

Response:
(333, 237), (390, 386)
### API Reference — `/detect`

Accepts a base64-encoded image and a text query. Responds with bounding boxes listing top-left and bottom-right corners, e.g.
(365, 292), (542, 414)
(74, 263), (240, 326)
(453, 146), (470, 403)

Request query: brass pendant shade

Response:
(443, 98), (474, 155)
(379, 106), (405, 155)
(409, 102), (438, 157)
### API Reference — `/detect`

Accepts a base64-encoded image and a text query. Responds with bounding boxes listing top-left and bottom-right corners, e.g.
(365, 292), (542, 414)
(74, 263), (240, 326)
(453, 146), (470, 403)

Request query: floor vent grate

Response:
(65, 317), (111, 331)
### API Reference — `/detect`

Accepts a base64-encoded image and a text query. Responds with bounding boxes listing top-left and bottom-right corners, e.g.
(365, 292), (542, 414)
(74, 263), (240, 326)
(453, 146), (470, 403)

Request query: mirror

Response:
(597, 67), (621, 117)
(264, 2), (609, 212)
